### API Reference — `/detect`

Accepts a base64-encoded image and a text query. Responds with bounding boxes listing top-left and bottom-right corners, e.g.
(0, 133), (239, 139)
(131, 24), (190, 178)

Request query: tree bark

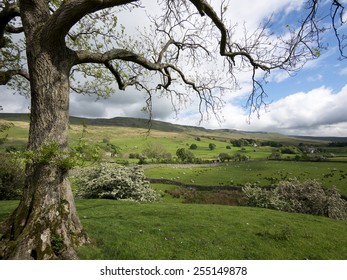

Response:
(0, 2), (89, 260)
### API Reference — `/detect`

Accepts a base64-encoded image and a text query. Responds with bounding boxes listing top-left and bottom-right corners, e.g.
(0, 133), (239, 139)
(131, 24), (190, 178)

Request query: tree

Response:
(0, 0), (346, 259)
(189, 143), (198, 150)
(176, 148), (195, 162)
(208, 143), (216, 150)
(142, 142), (171, 160)
(218, 152), (232, 162)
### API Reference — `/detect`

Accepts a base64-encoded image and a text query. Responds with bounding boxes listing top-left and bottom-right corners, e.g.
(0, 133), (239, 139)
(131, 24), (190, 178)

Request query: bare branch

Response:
(42, 0), (139, 45)
(331, 0), (347, 58)
(0, 2), (20, 48)
(5, 25), (23, 33)
(0, 69), (30, 85)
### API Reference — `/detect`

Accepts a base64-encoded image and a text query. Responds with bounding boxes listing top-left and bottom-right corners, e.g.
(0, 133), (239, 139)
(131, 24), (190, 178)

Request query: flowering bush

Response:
(74, 164), (158, 202)
(242, 179), (347, 220)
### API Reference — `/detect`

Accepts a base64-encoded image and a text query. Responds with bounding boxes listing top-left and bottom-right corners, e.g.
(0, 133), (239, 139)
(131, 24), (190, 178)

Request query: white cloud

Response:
(307, 74), (323, 82)
(227, 0), (305, 29)
(0, 90), (30, 113)
(69, 89), (174, 120)
(2, 1), (347, 137)
(165, 85), (347, 137)
(269, 70), (291, 83)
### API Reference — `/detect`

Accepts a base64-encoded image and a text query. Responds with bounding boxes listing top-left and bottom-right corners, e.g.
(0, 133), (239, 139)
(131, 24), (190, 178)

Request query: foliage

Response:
(189, 143), (198, 150)
(242, 184), (283, 210)
(232, 153), (249, 161)
(243, 179), (347, 220)
(72, 139), (102, 165)
(208, 143), (216, 150)
(268, 151), (282, 160)
(74, 164), (158, 202)
(176, 148), (195, 162)
(129, 153), (141, 159)
(328, 142), (347, 147)
(142, 142), (172, 161)
(2, 0), (347, 260)
(50, 234), (65, 256)
(11, 140), (102, 171)
(0, 122), (14, 145)
(280, 146), (301, 154)
(230, 138), (257, 147)
(218, 153), (232, 162)
(0, 153), (25, 200)
(103, 142), (121, 157)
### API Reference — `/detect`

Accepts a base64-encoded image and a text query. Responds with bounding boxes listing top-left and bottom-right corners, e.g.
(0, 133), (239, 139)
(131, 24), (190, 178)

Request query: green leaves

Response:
(11, 139), (102, 172)
(313, 48), (321, 57)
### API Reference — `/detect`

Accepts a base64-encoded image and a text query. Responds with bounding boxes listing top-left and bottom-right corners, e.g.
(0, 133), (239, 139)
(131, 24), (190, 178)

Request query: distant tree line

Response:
(328, 142), (347, 147)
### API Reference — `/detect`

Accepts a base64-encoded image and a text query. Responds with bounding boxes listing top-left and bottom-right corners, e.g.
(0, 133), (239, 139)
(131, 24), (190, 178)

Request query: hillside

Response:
(0, 112), (341, 144)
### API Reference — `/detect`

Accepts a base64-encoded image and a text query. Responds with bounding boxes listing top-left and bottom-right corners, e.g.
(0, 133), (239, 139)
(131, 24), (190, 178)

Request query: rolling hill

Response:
(1, 112), (345, 144)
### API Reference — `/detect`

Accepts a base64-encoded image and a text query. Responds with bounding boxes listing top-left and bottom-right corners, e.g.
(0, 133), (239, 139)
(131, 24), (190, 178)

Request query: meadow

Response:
(1, 198), (347, 260)
(144, 161), (347, 197)
(1, 114), (347, 259)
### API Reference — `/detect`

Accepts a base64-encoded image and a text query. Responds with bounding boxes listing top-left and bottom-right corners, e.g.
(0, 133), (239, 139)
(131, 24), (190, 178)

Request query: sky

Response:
(1, 0), (347, 137)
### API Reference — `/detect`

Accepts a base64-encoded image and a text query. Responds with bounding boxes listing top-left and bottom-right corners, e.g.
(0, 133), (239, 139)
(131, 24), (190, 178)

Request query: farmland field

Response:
(1, 114), (347, 260)
(144, 161), (347, 196)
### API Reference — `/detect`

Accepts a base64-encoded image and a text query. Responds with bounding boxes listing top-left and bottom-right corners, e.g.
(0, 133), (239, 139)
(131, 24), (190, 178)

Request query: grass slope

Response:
(1, 199), (347, 260)
(0, 113), (335, 145)
(144, 161), (347, 196)
(1, 113), (347, 260)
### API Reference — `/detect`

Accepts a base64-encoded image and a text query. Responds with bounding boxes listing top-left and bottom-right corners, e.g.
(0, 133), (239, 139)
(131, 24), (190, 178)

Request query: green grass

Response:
(144, 161), (347, 196)
(2, 117), (347, 260)
(1, 199), (347, 259)
(1, 118), (332, 162)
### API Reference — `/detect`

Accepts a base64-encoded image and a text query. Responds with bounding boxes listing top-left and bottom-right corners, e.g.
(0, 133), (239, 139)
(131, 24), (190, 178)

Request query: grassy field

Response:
(1, 199), (347, 260)
(1, 115), (347, 260)
(144, 161), (347, 196)
(0, 115), (337, 162)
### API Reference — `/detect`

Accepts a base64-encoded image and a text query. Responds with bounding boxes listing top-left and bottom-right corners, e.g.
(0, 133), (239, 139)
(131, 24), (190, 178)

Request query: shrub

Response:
(218, 153), (232, 162)
(232, 153), (249, 162)
(242, 184), (282, 210)
(0, 153), (25, 200)
(280, 146), (300, 155)
(176, 148), (195, 162)
(74, 164), (158, 202)
(142, 142), (171, 160)
(276, 179), (347, 220)
(189, 144), (198, 150)
(0, 122), (13, 146)
(208, 143), (216, 150)
(268, 151), (282, 160)
(242, 179), (347, 220)
(129, 153), (141, 159)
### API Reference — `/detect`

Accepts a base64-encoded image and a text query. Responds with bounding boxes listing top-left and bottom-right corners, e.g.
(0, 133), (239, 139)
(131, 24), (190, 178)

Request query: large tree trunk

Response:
(0, 3), (89, 259)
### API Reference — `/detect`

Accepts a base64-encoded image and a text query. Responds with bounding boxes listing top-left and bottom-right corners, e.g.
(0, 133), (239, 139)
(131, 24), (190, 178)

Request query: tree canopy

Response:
(1, 0), (346, 119)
